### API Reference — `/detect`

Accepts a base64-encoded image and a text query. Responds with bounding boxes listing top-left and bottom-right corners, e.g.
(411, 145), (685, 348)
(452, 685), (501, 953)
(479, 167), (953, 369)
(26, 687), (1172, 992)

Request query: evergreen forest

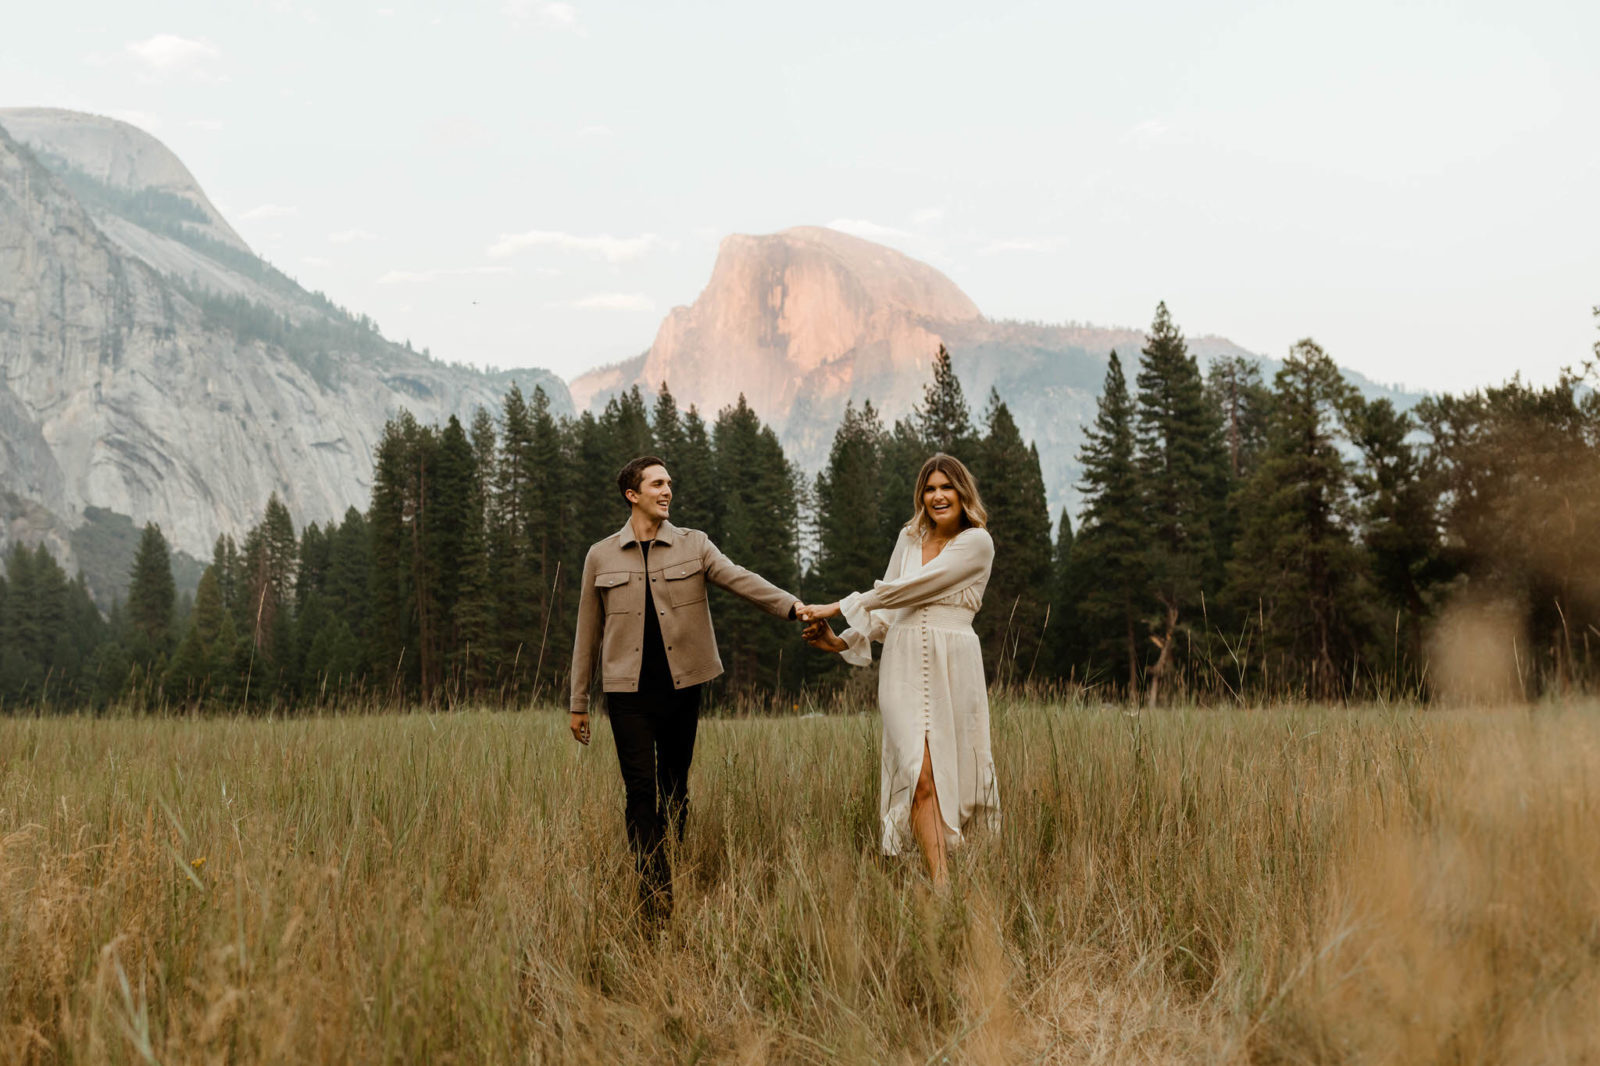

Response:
(4, 304), (1599, 712)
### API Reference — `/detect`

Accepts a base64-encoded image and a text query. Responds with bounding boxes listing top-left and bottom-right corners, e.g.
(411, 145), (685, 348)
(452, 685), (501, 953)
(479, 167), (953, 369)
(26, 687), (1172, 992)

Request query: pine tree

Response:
(710, 396), (800, 696)
(975, 391), (1054, 683)
(0, 546), (52, 702)
(1133, 303), (1227, 700)
(1226, 340), (1368, 698)
(1351, 397), (1443, 678)
(492, 388), (539, 694)
(369, 415), (417, 697)
(1074, 352), (1146, 695)
(1206, 355), (1272, 482)
(1048, 508), (1080, 679)
(814, 401), (888, 600)
(879, 417), (926, 547)
(603, 386), (655, 469)
(211, 533), (240, 617)
(128, 523), (176, 668)
(653, 382), (685, 460)
(1205, 355), (1273, 624)
(524, 387), (570, 681)
(398, 420), (443, 702)
(429, 415), (475, 701)
(237, 495), (300, 702)
(914, 345), (976, 457)
(567, 410), (617, 556)
(166, 566), (223, 704)
(674, 405), (717, 539)
(454, 408), (499, 694)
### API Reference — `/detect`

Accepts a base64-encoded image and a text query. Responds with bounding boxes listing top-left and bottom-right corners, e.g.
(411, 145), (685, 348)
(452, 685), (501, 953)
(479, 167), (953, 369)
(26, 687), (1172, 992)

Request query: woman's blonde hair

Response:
(907, 453), (987, 538)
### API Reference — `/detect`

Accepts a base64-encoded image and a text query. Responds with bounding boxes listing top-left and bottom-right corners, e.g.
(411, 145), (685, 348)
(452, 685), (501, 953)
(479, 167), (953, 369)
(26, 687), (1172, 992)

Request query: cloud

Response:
(1122, 118), (1170, 148)
(487, 229), (659, 263)
(568, 292), (656, 312)
(424, 114), (494, 148)
(124, 34), (224, 81)
(503, 0), (585, 33)
(328, 228), (376, 244)
(826, 218), (912, 240)
(239, 203), (297, 221)
(301, 256), (331, 268)
(186, 118), (225, 131)
(978, 237), (1059, 255)
(911, 207), (945, 227)
(579, 124), (613, 138)
(377, 266), (512, 285)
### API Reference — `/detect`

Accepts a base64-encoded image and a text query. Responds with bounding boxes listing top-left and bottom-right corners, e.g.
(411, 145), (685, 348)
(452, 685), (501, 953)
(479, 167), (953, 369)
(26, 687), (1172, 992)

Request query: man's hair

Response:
(617, 455), (668, 504)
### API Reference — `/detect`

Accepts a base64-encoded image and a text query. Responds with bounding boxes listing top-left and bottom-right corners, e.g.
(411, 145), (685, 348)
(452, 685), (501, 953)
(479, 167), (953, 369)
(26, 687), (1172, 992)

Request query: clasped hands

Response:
(793, 600), (848, 654)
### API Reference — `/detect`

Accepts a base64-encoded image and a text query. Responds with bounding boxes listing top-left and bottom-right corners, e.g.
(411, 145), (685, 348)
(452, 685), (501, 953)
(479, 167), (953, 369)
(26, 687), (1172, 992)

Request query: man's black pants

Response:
(606, 684), (701, 918)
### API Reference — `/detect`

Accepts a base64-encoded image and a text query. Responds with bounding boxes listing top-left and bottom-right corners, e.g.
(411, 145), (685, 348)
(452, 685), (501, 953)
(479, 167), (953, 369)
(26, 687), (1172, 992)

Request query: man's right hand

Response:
(796, 602), (842, 622)
(570, 712), (591, 745)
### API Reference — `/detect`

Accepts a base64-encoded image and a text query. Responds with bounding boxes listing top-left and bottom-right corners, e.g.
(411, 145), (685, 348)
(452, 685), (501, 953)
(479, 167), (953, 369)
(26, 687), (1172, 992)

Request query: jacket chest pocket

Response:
(595, 571), (640, 613)
(661, 559), (707, 607)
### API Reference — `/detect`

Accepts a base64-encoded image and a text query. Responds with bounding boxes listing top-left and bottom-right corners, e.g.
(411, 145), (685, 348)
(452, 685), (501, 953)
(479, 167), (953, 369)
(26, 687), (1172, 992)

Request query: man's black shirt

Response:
(637, 540), (673, 691)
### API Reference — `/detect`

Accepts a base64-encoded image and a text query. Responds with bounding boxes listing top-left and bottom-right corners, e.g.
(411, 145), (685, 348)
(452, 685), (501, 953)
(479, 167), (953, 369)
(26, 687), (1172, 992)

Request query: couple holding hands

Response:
(569, 453), (1000, 920)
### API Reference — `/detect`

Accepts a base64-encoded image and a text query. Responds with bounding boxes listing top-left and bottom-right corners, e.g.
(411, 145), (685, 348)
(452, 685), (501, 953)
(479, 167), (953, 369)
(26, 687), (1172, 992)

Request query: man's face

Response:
(629, 464), (673, 521)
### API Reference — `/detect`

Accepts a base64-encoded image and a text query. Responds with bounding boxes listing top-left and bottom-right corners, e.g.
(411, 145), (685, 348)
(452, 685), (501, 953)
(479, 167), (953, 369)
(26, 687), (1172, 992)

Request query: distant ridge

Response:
(571, 226), (1425, 518)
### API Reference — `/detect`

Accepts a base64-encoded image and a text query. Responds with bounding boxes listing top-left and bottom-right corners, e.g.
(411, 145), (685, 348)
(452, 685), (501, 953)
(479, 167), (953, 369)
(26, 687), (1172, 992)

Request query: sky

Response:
(3, 0), (1597, 394)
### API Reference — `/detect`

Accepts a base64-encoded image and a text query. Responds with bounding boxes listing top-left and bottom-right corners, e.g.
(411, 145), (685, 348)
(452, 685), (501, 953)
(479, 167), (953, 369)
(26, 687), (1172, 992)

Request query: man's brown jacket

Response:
(568, 520), (798, 713)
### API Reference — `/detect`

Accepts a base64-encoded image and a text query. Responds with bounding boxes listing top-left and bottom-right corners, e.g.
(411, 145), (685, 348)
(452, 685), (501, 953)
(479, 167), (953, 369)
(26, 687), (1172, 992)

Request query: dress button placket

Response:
(920, 606), (931, 731)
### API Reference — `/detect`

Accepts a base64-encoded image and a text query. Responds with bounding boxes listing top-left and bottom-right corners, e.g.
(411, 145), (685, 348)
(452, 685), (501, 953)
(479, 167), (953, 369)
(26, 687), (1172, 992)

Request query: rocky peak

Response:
(575, 225), (979, 420)
(0, 107), (249, 254)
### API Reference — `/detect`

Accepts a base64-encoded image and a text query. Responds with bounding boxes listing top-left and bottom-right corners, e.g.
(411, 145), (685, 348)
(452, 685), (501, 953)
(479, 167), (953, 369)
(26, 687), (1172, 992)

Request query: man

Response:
(569, 455), (801, 923)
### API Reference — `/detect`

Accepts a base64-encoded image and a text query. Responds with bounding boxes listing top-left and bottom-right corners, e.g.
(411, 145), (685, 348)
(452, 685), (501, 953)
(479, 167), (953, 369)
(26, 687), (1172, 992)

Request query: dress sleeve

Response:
(843, 528), (993, 617)
(837, 532), (908, 667)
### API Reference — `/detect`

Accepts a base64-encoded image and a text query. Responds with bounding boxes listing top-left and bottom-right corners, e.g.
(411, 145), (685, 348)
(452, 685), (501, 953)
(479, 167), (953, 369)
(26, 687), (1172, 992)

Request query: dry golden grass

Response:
(3, 698), (1599, 1064)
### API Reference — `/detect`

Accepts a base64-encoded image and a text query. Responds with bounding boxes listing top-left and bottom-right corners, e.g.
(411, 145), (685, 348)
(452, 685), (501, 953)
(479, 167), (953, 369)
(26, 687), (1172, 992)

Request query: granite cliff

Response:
(0, 109), (568, 596)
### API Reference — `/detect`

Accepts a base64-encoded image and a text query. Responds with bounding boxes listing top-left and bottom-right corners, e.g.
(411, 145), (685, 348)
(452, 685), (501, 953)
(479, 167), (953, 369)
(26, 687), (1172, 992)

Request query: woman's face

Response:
(922, 469), (963, 532)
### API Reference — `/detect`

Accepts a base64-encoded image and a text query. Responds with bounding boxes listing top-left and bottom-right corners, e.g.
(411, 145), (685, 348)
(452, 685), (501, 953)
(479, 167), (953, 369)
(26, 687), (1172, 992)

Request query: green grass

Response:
(3, 699), (1599, 1063)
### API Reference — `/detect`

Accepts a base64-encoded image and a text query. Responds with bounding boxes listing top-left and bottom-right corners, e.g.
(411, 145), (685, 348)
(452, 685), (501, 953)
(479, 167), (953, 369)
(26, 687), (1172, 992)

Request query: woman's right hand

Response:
(802, 620), (848, 654)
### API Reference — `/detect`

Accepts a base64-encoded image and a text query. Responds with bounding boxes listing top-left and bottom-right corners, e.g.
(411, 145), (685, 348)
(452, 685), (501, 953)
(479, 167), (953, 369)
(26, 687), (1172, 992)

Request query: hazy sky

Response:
(5, 0), (1597, 393)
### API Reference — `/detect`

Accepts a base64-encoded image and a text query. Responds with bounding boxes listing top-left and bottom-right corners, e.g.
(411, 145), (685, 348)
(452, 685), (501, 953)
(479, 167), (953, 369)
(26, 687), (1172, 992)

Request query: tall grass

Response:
(3, 699), (1598, 1063)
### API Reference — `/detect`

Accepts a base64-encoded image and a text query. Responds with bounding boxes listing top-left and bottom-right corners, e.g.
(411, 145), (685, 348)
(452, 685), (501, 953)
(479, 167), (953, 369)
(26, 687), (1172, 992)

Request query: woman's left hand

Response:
(796, 601), (841, 622)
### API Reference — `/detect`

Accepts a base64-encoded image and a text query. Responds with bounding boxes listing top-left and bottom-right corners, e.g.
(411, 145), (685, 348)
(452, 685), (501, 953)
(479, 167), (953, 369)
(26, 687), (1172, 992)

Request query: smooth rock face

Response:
(573, 226), (980, 417)
(0, 111), (567, 580)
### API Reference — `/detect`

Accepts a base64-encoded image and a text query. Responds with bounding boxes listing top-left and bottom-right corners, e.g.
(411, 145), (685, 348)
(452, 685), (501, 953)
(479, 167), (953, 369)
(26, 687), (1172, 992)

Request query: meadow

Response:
(3, 698), (1598, 1064)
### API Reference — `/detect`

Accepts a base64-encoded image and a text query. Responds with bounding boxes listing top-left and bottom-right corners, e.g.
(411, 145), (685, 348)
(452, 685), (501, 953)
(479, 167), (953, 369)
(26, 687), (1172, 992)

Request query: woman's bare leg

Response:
(910, 739), (949, 887)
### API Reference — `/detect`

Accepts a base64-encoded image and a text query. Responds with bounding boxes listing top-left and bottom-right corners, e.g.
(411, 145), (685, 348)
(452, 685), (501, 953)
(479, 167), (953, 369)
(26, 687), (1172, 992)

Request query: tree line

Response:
(3, 302), (1597, 711)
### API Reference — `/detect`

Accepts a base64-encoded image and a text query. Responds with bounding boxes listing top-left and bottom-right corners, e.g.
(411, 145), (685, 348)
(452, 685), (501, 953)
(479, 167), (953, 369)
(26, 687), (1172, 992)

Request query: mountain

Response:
(0, 108), (568, 599)
(570, 226), (1422, 519)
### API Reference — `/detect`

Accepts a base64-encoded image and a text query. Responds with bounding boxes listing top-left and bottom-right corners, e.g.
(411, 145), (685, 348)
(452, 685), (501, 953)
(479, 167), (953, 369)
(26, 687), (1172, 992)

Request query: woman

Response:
(800, 453), (999, 886)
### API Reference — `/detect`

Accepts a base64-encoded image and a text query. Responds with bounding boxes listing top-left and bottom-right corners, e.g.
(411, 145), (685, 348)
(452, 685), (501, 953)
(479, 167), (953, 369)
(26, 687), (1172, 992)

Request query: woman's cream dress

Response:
(840, 526), (1000, 855)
